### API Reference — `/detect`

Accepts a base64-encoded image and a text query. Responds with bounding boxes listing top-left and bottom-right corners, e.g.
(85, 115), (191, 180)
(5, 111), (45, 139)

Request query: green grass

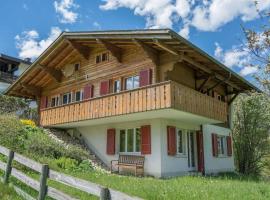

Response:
(0, 181), (23, 200)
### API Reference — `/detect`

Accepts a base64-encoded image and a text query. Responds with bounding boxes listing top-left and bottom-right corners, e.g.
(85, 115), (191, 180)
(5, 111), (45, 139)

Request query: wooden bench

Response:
(111, 155), (145, 176)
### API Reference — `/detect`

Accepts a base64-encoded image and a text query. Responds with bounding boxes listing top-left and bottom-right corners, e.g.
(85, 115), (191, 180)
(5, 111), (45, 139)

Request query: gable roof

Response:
(0, 53), (32, 65)
(4, 29), (259, 99)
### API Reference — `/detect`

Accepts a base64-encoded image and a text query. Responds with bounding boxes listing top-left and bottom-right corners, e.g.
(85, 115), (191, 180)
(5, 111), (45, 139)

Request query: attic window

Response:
(96, 52), (109, 64)
(74, 63), (80, 71)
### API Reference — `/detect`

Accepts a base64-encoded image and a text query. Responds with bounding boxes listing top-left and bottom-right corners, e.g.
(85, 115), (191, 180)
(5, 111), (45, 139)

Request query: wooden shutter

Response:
(100, 80), (110, 96)
(84, 84), (94, 100)
(139, 69), (152, 87)
(40, 96), (48, 109)
(212, 133), (218, 157)
(141, 125), (151, 155)
(226, 136), (232, 156)
(167, 126), (176, 156)
(106, 129), (115, 155)
(196, 131), (204, 173)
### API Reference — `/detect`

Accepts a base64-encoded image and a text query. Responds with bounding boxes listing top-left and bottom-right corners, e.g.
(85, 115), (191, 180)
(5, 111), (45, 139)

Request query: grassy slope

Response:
(0, 182), (23, 200)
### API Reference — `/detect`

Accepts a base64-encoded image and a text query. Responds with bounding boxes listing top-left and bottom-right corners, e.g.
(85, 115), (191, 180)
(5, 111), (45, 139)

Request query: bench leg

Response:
(135, 167), (137, 176)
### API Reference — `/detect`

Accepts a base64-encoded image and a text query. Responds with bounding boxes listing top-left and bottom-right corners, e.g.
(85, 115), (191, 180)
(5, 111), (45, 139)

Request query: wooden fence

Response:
(0, 145), (142, 200)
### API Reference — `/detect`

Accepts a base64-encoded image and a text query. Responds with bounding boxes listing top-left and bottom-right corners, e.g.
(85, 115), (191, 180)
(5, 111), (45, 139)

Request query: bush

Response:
(0, 114), (27, 152)
(55, 157), (79, 170)
(20, 119), (36, 127)
(63, 145), (89, 163)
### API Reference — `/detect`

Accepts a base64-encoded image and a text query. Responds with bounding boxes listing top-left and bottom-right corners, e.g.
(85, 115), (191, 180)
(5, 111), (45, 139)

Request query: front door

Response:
(187, 131), (196, 171)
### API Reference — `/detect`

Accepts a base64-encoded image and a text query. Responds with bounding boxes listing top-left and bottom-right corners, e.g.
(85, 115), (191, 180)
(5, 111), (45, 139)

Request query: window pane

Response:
(133, 76), (139, 88)
(135, 128), (141, 152)
(120, 130), (126, 152)
(178, 130), (183, 153)
(127, 129), (134, 152)
(63, 94), (68, 104)
(76, 91), (81, 102)
(68, 93), (72, 103)
(114, 80), (120, 93)
(51, 98), (56, 107)
(125, 77), (133, 90)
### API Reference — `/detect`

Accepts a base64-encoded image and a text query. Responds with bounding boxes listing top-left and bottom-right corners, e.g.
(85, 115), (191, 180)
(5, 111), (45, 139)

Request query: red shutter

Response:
(141, 125), (151, 155)
(100, 80), (110, 96)
(167, 126), (176, 156)
(40, 96), (48, 109)
(139, 69), (152, 87)
(84, 84), (94, 100)
(106, 129), (115, 155)
(227, 136), (232, 156)
(212, 133), (218, 157)
(196, 131), (204, 173)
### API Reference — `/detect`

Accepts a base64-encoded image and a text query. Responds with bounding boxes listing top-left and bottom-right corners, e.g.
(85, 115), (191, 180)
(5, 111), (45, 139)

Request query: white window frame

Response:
(113, 80), (121, 93)
(217, 135), (227, 157)
(51, 95), (60, 107)
(62, 92), (72, 105)
(75, 90), (84, 102)
(119, 128), (141, 154)
(125, 75), (139, 90)
(176, 128), (187, 156)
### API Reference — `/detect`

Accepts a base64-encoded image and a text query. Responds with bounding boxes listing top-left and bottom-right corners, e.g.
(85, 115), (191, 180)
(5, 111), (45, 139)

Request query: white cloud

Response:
(99, 0), (270, 38)
(54, 0), (79, 24)
(240, 66), (258, 76)
(15, 27), (62, 60)
(214, 42), (258, 76)
(93, 21), (101, 30)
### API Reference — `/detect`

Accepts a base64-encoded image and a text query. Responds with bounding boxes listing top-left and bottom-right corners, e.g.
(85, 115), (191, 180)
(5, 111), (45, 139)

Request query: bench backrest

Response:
(118, 155), (145, 166)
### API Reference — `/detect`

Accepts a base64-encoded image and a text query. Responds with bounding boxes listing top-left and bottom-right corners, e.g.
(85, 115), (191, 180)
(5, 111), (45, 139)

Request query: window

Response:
(51, 96), (59, 107)
(62, 92), (72, 105)
(119, 128), (141, 153)
(74, 63), (80, 71)
(96, 52), (109, 64)
(75, 90), (83, 102)
(113, 80), (121, 93)
(177, 129), (186, 155)
(125, 75), (139, 90)
(217, 135), (227, 156)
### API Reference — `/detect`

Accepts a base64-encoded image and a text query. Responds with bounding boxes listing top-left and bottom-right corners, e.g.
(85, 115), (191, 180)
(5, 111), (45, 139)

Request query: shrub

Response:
(0, 114), (27, 152)
(55, 157), (78, 170)
(63, 145), (89, 163)
(20, 119), (36, 128)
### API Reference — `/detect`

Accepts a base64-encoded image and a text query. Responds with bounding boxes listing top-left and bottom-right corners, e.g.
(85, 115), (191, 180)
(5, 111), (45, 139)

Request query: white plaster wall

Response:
(77, 119), (163, 177)
(0, 82), (10, 93)
(203, 124), (235, 174)
(160, 119), (200, 177)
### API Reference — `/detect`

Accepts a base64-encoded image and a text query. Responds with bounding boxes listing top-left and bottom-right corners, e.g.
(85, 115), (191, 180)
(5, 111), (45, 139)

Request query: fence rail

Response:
(0, 145), (142, 200)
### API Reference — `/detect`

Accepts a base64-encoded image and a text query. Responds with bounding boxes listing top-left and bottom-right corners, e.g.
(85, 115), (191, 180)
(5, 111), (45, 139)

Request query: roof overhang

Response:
(4, 29), (259, 99)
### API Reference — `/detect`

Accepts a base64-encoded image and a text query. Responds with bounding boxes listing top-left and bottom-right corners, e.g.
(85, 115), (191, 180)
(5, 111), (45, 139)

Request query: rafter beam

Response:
(38, 65), (63, 83)
(96, 39), (122, 63)
(133, 39), (159, 65)
(182, 55), (241, 90)
(20, 83), (41, 97)
(228, 93), (239, 105)
(66, 39), (90, 60)
(197, 76), (212, 91)
(153, 39), (179, 55)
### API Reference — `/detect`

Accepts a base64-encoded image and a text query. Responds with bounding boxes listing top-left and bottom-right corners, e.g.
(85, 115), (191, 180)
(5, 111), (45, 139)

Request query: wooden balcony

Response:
(40, 81), (228, 126)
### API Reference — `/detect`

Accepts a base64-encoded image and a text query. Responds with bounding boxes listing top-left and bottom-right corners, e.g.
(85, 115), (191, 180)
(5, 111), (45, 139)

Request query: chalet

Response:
(0, 54), (31, 92)
(5, 29), (257, 177)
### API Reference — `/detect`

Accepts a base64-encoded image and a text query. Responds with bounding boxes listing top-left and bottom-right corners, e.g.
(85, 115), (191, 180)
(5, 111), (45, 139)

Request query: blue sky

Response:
(0, 0), (269, 83)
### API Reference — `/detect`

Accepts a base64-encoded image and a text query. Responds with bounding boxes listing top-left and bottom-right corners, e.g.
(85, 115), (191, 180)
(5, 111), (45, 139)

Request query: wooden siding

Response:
(40, 81), (228, 126)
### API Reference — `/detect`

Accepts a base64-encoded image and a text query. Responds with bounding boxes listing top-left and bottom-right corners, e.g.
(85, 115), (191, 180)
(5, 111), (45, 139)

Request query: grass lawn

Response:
(0, 181), (23, 200)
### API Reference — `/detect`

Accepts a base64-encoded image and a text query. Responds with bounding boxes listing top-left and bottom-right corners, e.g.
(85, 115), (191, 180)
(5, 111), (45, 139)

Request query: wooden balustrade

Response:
(40, 81), (227, 126)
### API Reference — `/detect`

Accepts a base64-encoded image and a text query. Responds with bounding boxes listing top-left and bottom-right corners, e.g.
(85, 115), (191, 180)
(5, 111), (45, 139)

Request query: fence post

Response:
(3, 150), (14, 184)
(38, 164), (49, 200)
(100, 187), (111, 200)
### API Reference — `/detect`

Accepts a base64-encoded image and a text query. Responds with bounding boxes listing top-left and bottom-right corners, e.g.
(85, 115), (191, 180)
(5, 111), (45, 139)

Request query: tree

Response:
(232, 92), (270, 175)
(0, 94), (29, 114)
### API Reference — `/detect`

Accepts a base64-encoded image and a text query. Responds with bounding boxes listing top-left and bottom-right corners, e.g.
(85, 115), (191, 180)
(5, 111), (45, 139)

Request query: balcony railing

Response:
(0, 71), (18, 83)
(40, 81), (228, 126)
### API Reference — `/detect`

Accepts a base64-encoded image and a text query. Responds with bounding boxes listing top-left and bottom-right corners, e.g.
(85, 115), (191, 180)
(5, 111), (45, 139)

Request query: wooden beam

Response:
(96, 39), (122, 63)
(153, 39), (179, 55)
(20, 83), (41, 97)
(38, 65), (62, 83)
(228, 93), (239, 105)
(66, 39), (90, 60)
(133, 39), (159, 65)
(197, 76), (212, 91)
(182, 55), (241, 90)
